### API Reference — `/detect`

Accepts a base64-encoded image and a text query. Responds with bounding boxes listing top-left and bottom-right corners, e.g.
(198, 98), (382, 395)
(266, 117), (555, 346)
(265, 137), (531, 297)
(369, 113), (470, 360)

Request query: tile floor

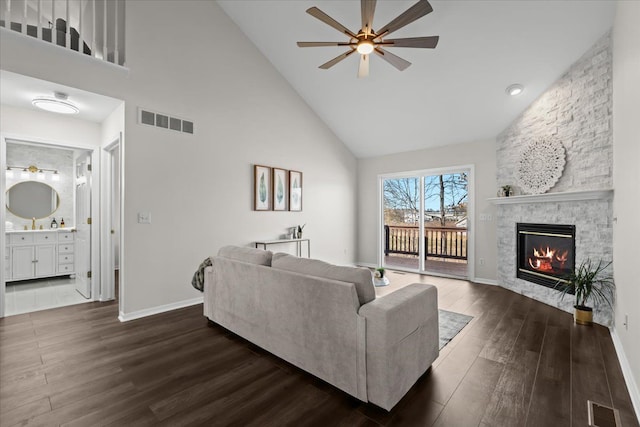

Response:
(4, 276), (91, 316)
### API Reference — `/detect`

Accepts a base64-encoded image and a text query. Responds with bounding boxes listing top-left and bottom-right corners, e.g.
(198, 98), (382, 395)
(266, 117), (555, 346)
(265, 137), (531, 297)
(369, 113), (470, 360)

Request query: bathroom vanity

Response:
(5, 229), (75, 281)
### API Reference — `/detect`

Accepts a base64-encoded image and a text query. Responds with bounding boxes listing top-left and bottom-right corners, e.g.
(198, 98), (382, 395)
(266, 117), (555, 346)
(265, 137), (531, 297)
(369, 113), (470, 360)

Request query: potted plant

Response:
(501, 185), (513, 197)
(555, 259), (615, 326)
(375, 267), (385, 279)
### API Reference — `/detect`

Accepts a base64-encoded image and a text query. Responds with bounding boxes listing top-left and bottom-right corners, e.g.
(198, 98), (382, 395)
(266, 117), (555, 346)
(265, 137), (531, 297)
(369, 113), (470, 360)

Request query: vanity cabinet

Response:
(5, 231), (75, 281)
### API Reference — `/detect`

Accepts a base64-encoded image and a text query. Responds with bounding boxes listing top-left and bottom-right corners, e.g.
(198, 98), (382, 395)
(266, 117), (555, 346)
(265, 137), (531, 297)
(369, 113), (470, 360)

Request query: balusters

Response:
(2, 0), (124, 66)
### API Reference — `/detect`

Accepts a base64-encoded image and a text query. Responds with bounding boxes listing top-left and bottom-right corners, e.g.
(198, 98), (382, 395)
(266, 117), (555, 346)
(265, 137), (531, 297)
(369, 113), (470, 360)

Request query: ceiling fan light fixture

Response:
(32, 92), (79, 114)
(506, 84), (524, 96)
(357, 40), (374, 55)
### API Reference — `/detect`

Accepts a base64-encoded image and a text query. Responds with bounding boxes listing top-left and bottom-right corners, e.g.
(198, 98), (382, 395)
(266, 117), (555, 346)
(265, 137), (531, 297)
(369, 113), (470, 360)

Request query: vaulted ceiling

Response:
(218, 1), (616, 158)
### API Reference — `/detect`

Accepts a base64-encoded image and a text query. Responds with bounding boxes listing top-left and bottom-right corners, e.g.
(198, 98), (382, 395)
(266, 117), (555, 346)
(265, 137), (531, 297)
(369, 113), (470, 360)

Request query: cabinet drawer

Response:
(9, 233), (33, 244)
(59, 254), (74, 264)
(58, 264), (74, 273)
(59, 244), (74, 254)
(58, 232), (75, 242)
(35, 232), (57, 243)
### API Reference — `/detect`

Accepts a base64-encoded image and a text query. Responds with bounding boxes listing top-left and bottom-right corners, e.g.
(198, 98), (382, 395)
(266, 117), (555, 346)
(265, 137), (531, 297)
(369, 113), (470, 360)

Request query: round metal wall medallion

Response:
(516, 137), (566, 195)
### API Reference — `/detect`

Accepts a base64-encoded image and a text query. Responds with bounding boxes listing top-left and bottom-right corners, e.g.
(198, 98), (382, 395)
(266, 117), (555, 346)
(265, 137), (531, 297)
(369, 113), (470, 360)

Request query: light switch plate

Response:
(138, 212), (151, 224)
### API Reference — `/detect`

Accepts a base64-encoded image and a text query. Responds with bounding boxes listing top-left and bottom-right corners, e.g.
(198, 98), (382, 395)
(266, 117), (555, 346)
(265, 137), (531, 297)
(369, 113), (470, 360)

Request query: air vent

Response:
(588, 400), (621, 427)
(138, 108), (194, 135)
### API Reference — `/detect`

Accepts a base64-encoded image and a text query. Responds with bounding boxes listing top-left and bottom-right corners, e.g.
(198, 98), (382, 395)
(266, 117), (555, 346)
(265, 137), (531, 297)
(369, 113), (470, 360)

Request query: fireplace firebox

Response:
(517, 223), (575, 289)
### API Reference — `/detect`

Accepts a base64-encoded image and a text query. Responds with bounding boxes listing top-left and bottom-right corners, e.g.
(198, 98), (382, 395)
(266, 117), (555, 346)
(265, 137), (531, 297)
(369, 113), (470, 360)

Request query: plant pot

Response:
(574, 305), (593, 326)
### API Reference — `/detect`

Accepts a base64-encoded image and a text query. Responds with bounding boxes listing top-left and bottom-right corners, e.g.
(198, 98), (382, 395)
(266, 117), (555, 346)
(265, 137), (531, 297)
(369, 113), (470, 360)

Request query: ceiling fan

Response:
(297, 0), (439, 78)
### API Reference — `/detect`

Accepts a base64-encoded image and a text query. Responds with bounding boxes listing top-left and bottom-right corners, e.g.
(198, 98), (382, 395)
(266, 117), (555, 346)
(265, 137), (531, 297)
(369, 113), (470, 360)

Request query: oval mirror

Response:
(6, 181), (60, 219)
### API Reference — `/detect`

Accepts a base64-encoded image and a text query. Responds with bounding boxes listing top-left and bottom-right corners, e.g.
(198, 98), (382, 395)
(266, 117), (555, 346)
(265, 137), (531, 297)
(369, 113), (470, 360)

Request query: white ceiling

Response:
(0, 70), (122, 123)
(218, 0), (616, 158)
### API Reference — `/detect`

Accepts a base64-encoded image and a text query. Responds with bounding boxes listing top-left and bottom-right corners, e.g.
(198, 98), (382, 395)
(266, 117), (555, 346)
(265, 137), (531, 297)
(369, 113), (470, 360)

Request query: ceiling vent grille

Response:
(138, 108), (194, 135)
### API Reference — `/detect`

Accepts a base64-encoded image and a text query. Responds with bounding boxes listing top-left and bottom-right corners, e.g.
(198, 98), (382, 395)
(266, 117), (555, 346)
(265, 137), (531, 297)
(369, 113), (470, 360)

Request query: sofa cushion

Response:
(218, 245), (273, 266)
(272, 253), (375, 306)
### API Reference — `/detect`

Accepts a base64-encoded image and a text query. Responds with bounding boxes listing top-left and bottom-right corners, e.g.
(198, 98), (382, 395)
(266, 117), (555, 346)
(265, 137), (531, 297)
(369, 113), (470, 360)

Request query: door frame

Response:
(377, 164), (476, 281)
(0, 133), (101, 318)
(100, 134), (123, 305)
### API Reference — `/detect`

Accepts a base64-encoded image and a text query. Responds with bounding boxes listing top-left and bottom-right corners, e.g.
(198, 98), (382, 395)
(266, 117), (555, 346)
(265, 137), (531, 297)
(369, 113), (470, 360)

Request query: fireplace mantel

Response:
(488, 189), (613, 205)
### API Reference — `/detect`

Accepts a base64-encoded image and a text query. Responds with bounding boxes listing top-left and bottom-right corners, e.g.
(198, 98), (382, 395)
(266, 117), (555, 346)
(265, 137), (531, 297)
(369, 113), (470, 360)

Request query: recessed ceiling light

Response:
(32, 92), (79, 114)
(506, 84), (524, 96)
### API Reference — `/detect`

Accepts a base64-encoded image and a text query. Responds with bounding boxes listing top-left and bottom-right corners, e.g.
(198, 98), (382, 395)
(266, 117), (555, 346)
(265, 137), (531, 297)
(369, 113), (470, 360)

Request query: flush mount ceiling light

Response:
(506, 84), (524, 96)
(32, 92), (79, 114)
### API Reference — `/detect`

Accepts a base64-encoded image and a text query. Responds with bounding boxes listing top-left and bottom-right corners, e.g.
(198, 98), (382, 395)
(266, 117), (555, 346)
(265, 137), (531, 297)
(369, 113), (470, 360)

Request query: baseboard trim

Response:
(118, 296), (204, 322)
(473, 277), (498, 286)
(610, 327), (640, 421)
(356, 262), (377, 269)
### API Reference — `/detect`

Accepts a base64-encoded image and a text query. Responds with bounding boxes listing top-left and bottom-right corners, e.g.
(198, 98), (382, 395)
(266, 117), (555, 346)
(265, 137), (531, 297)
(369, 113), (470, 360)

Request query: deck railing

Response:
(0, 0), (125, 66)
(384, 225), (468, 260)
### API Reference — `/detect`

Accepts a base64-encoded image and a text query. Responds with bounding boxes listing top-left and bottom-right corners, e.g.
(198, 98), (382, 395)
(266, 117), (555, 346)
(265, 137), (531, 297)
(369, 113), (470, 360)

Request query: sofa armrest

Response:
(358, 283), (439, 411)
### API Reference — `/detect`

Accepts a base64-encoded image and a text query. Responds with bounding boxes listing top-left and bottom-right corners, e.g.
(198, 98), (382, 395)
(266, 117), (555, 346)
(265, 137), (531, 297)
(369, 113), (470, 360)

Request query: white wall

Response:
(612, 0), (640, 414)
(0, 1), (357, 316)
(0, 104), (101, 147)
(357, 139), (498, 283)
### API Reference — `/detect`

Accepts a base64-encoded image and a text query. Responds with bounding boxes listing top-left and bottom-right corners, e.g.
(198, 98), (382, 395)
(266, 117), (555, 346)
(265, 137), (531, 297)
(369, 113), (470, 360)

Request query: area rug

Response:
(439, 309), (473, 350)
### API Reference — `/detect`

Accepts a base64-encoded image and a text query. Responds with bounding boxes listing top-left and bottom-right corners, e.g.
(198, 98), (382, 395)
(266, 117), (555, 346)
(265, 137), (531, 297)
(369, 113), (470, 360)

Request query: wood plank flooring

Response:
(1, 272), (638, 426)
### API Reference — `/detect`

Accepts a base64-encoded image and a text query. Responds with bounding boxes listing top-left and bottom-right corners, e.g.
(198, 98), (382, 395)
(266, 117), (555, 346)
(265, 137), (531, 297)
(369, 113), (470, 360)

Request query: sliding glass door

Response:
(382, 168), (470, 278)
(382, 177), (421, 270)
(423, 172), (468, 277)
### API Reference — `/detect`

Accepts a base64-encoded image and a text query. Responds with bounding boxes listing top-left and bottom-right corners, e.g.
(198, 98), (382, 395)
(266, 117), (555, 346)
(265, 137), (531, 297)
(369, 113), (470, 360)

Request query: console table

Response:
(255, 238), (311, 258)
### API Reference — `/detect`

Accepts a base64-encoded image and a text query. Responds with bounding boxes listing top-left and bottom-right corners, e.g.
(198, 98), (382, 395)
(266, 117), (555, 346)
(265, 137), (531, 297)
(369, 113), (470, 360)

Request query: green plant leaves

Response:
(277, 175), (284, 203)
(259, 174), (267, 203)
(555, 259), (615, 310)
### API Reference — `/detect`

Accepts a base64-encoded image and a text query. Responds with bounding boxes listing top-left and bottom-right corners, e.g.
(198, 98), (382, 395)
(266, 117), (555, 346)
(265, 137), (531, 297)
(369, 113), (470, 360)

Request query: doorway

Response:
(1, 139), (99, 316)
(380, 165), (474, 279)
(101, 136), (122, 305)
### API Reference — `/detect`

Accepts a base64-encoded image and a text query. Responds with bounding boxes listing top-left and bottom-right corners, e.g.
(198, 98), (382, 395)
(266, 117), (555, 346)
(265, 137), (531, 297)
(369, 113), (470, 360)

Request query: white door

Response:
(75, 153), (92, 298)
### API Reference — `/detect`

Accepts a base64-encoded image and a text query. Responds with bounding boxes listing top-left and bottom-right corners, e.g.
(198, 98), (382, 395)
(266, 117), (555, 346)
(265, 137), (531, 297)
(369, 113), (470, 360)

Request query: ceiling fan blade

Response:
(306, 7), (358, 39)
(374, 48), (411, 71)
(383, 36), (439, 48)
(361, 0), (377, 36)
(297, 42), (352, 47)
(358, 54), (370, 78)
(319, 49), (356, 69)
(376, 0), (433, 38)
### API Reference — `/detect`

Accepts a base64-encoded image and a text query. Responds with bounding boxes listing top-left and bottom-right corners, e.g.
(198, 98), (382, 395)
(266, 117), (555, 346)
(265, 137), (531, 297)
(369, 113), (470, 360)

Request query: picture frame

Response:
(254, 165), (271, 211)
(289, 170), (303, 211)
(272, 168), (288, 211)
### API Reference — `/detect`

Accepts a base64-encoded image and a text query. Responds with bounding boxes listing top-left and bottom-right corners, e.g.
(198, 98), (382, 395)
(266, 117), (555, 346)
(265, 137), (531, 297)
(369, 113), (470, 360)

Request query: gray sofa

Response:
(203, 245), (439, 411)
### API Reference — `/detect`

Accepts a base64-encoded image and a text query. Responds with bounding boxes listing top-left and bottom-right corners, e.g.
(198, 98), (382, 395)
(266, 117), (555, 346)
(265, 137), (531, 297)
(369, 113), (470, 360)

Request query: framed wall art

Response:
(272, 168), (288, 211)
(289, 170), (303, 212)
(254, 165), (271, 211)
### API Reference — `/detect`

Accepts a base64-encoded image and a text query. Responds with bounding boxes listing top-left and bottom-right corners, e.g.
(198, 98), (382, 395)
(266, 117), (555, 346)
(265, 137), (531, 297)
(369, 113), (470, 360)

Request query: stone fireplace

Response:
(494, 32), (614, 325)
(494, 195), (613, 325)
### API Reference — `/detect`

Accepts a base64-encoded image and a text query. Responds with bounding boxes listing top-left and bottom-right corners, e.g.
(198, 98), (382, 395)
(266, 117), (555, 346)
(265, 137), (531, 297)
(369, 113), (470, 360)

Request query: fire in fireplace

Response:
(517, 223), (576, 289)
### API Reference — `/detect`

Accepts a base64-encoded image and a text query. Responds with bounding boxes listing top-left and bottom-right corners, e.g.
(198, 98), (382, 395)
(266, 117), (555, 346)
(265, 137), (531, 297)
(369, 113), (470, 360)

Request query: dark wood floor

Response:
(1, 272), (638, 426)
